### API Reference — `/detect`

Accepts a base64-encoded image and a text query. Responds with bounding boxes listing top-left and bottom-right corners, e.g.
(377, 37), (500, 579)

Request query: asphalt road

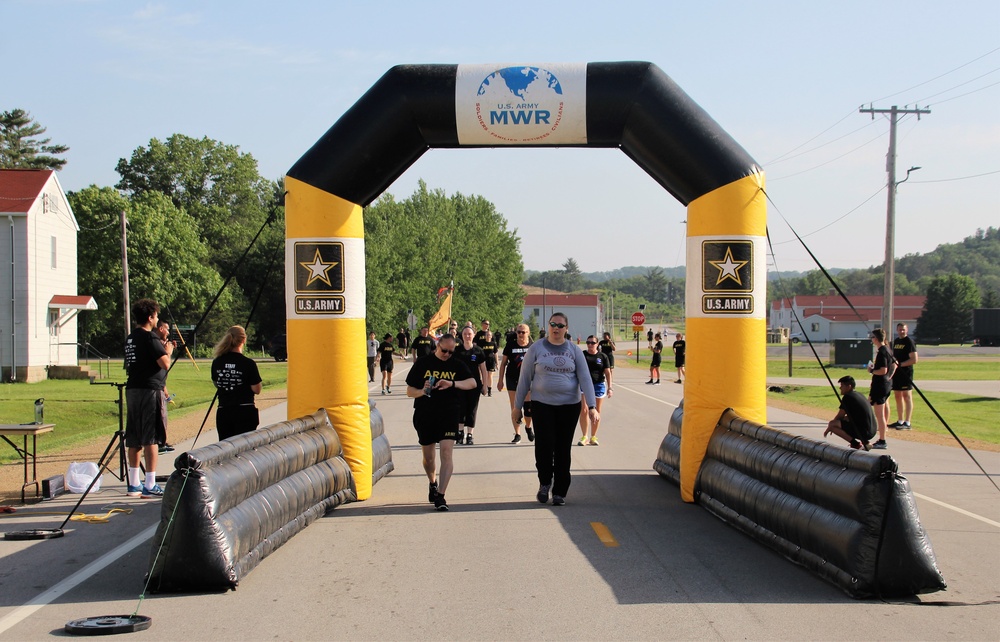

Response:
(1, 364), (998, 640)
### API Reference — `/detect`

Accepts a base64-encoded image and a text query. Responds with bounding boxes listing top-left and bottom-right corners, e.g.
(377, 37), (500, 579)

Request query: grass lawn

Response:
(767, 385), (1000, 445)
(0, 360), (288, 463)
(766, 359), (1000, 380)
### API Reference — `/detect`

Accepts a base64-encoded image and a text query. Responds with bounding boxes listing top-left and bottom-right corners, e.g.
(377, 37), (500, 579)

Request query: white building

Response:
(770, 294), (925, 343)
(522, 291), (602, 340)
(1, 169), (95, 382)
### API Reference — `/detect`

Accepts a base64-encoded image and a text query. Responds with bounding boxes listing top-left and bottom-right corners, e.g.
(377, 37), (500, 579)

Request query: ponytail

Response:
(213, 325), (247, 358)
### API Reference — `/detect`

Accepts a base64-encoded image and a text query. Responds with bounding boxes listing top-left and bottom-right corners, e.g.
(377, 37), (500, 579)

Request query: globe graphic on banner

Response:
(477, 66), (564, 101)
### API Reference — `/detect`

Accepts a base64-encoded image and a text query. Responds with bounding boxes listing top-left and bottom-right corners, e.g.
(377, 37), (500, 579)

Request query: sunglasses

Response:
(586, 341), (597, 344)
(516, 331), (528, 335)
(438, 348), (454, 355)
(549, 322), (566, 329)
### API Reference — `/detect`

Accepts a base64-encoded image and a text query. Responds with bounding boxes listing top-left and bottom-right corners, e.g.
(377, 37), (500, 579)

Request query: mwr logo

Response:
(701, 240), (754, 315)
(294, 242), (344, 293)
(476, 66), (565, 143)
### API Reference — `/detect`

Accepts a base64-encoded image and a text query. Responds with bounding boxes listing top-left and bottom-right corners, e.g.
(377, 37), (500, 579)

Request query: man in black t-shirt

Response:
(453, 327), (487, 445)
(405, 334), (476, 511)
(396, 327), (410, 359)
(378, 333), (395, 394)
(672, 333), (686, 383)
(824, 376), (876, 450)
(123, 298), (174, 498)
(890, 323), (918, 430)
(411, 326), (435, 359)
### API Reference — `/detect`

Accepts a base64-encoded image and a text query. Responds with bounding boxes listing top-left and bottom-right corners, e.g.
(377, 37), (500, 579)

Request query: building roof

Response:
(0, 169), (54, 213)
(523, 293), (600, 306)
(772, 294), (925, 310)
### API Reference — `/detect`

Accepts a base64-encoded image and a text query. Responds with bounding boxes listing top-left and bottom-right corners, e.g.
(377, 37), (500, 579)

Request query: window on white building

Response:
(51, 236), (57, 269)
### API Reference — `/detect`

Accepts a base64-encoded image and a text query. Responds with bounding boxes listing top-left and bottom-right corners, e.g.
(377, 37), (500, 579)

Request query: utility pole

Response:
(859, 104), (929, 334)
(120, 210), (130, 341)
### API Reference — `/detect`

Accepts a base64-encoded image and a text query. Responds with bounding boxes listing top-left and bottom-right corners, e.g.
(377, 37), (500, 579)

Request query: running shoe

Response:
(126, 484), (142, 497)
(141, 484), (164, 498)
(386, 387), (391, 394)
(434, 493), (449, 511)
(850, 440), (863, 450)
(551, 495), (565, 506)
(578, 438), (589, 446)
(862, 441), (872, 451)
(465, 434), (474, 445)
(872, 439), (888, 450)
(674, 379), (682, 384)
(888, 421), (902, 428)
(526, 427), (535, 442)
(536, 484), (550, 504)
(900, 421), (912, 430)
(590, 437), (600, 446)
(654, 380), (661, 385)
(381, 388), (386, 395)
(428, 481), (438, 504)
(511, 434), (522, 444)
(456, 429), (465, 444)
(645, 379), (654, 385)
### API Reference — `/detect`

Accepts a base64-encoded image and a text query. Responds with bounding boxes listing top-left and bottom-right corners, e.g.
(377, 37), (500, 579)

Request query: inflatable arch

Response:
(285, 62), (766, 501)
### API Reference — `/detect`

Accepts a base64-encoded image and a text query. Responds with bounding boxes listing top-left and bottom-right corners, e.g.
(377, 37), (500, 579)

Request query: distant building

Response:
(0, 169), (96, 382)
(770, 294), (925, 342)
(522, 289), (602, 340)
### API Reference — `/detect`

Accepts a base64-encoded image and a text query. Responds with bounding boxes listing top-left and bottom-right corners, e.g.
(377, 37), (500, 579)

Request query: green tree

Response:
(917, 274), (981, 343)
(70, 186), (238, 355)
(562, 258), (584, 293)
(643, 267), (668, 303)
(363, 181), (523, 335)
(114, 134), (284, 340)
(0, 108), (69, 170)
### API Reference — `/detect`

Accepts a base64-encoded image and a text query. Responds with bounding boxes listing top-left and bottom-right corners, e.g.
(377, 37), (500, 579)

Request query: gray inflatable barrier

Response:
(655, 407), (946, 598)
(370, 400), (394, 484)
(147, 409), (356, 592)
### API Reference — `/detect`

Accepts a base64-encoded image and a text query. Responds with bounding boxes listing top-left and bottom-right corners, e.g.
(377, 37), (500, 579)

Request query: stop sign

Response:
(631, 311), (645, 325)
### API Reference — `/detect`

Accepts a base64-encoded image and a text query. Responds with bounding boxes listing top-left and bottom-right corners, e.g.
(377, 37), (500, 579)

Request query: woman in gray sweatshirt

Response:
(514, 312), (598, 506)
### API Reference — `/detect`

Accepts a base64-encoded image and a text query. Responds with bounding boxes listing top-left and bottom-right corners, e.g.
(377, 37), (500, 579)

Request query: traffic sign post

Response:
(632, 312), (645, 363)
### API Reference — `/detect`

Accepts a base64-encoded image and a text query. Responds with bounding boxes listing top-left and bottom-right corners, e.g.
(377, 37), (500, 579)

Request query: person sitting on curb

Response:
(823, 375), (876, 451)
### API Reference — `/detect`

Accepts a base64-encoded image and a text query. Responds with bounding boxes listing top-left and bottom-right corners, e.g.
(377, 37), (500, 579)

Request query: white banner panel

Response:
(286, 237), (366, 320)
(685, 235), (767, 320)
(456, 63), (587, 145)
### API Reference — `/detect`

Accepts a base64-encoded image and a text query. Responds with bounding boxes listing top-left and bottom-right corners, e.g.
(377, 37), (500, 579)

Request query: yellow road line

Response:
(591, 521), (619, 547)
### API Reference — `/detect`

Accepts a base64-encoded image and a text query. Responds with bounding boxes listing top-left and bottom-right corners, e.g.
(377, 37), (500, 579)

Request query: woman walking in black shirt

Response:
(211, 325), (262, 441)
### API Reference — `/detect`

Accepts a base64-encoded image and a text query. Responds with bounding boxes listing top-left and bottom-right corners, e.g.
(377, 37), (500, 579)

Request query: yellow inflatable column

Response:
(285, 176), (372, 500)
(680, 173), (767, 502)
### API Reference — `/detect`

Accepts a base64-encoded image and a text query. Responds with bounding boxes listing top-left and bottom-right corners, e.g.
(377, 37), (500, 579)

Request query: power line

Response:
(929, 79), (1000, 106)
(766, 119), (881, 167)
(868, 46), (1000, 104)
(768, 184), (886, 246)
(913, 65), (1000, 104)
(768, 129), (887, 182)
(763, 108), (857, 165)
(910, 169), (1000, 184)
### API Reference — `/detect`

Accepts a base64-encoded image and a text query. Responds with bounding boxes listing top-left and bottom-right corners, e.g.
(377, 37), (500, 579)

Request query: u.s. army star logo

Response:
(294, 242), (344, 293)
(701, 240), (753, 314)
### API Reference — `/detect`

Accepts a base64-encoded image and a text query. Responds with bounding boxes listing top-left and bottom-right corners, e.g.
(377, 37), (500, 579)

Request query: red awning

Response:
(48, 295), (98, 310)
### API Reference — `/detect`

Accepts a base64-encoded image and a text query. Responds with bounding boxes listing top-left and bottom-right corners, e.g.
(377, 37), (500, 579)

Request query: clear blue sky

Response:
(6, 1), (998, 274)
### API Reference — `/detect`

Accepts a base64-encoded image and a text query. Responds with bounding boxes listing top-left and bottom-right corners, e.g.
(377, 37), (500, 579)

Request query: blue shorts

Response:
(593, 382), (607, 399)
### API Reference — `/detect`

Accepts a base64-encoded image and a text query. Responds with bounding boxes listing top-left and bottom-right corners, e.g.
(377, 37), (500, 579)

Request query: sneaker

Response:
(428, 481), (438, 504)
(126, 484), (142, 497)
(526, 427), (535, 442)
(551, 495), (565, 506)
(141, 484), (164, 499)
(381, 388), (386, 395)
(434, 493), (449, 511)
(465, 434), (474, 445)
(654, 380), (661, 385)
(850, 440), (862, 450)
(590, 437), (600, 446)
(487, 388), (492, 397)
(862, 441), (872, 451)
(578, 437), (589, 446)
(386, 387), (391, 394)
(872, 439), (888, 450)
(888, 421), (902, 428)
(645, 379), (654, 385)
(537, 484), (550, 504)
(901, 421), (912, 430)
(456, 429), (465, 444)
(674, 379), (682, 384)
(511, 434), (522, 444)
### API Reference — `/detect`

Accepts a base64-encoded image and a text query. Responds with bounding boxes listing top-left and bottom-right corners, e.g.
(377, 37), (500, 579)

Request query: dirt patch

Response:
(767, 396), (1000, 452)
(0, 390), (288, 506)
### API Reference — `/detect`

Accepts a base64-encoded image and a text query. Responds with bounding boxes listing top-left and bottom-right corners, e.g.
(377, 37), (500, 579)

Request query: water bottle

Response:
(34, 398), (44, 424)
(424, 375), (436, 398)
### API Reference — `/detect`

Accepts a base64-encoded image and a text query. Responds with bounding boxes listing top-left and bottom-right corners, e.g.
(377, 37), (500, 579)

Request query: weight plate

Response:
(64, 615), (152, 635)
(3, 528), (65, 541)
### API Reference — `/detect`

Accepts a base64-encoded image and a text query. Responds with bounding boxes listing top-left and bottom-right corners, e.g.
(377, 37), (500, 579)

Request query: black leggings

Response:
(530, 401), (579, 497)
